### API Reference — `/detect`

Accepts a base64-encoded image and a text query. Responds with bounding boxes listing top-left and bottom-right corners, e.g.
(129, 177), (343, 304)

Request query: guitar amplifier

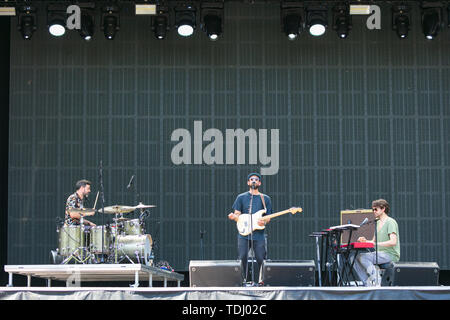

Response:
(340, 209), (375, 243)
(189, 260), (243, 287)
(261, 260), (315, 287)
(381, 262), (440, 286)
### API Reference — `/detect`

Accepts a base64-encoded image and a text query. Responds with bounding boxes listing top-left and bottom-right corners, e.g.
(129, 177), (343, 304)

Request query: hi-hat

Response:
(102, 205), (136, 214)
(114, 217), (129, 222)
(67, 208), (96, 216)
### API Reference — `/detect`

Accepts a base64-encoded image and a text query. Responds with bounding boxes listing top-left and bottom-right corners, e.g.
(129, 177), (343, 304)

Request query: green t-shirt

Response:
(377, 217), (400, 262)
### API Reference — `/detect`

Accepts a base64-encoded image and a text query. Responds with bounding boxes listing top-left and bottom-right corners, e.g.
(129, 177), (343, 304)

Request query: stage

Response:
(1, 284), (450, 300)
(1, 264), (449, 300)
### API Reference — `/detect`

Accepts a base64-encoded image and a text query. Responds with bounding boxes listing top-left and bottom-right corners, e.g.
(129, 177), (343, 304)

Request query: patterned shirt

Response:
(65, 192), (84, 225)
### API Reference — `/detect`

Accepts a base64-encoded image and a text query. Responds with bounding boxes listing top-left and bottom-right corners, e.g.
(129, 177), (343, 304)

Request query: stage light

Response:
(135, 4), (157, 15)
(152, 10), (169, 40)
(332, 4), (351, 39)
(392, 5), (410, 39)
(17, 6), (37, 40)
(79, 12), (94, 41)
(101, 6), (120, 40)
(200, 3), (224, 41)
(0, 7), (16, 16)
(284, 14), (302, 40)
(306, 6), (328, 36)
(175, 4), (196, 37)
(202, 13), (222, 40)
(421, 5), (442, 40)
(47, 9), (66, 37)
(281, 3), (303, 40)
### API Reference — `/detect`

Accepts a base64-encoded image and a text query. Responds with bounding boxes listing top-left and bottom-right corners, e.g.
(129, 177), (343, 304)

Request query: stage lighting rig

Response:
(332, 3), (351, 39)
(280, 2), (304, 40)
(101, 5), (120, 40)
(200, 2), (224, 41)
(175, 3), (197, 37)
(17, 6), (37, 40)
(392, 4), (410, 39)
(306, 5), (328, 37)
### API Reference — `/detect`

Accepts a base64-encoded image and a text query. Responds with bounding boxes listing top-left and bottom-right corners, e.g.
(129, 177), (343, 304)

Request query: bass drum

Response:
(116, 234), (153, 265)
(90, 225), (111, 255)
(58, 225), (87, 256)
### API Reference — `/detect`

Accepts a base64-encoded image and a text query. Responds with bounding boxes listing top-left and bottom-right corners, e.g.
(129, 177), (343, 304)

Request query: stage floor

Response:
(1, 285), (450, 300)
(2, 264), (449, 300)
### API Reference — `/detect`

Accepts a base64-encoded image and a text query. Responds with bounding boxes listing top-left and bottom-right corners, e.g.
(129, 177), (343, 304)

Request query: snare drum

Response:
(123, 219), (143, 235)
(116, 234), (153, 264)
(110, 222), (124, 236)
(58, 225), (87, 256)
(90, 225), (111, 255)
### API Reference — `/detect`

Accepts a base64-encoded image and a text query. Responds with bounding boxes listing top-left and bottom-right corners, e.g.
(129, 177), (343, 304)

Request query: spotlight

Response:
(421, 5), (442, 40)
(101, 6), (120, 40)
(152, 8), (169, 40)
(79, 12), (94, 41)
(201, 3), (224, 41)
(392, 5), (410, 39)
(306, 6), (328, 37)
(47, 7), (66, 37)
(175, 4), (196, 37)
(17, 6), (37, 40)
(333, 4), (351, 39)
(281, 3), (303, 40)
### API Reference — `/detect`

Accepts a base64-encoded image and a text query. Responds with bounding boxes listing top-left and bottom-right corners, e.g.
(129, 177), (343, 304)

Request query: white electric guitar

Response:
(235, 207), (303, 236)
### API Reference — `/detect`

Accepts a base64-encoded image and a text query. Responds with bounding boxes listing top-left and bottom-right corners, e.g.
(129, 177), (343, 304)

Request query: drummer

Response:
(65, 179), (96, 227)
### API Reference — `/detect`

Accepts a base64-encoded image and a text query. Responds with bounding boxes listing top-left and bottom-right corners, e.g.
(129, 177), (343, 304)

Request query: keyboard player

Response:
(352, 199), (400, 286)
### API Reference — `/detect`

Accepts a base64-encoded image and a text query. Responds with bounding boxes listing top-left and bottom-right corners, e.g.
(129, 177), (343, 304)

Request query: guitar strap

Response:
(259, 193), (267, 211)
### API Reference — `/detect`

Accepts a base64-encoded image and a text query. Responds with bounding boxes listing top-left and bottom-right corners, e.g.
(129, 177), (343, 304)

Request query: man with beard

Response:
(352, 199), (400, 286)
(65, 179), (96, 227)
(228, 172), (272, 285)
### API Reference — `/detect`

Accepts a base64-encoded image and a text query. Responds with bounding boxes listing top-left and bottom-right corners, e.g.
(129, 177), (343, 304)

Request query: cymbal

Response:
(114, 217), (129, 222)
(67, 208), (96, 216)
(101, 205), (136, 214)
(133, 203), (157, 209)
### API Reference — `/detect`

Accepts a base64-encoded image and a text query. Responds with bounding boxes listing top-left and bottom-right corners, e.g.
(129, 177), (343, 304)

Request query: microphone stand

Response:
(200, 230), (206, 260)
(375, 219), (379, 285)
(99, 160), (106, 263)
(245, 192), (256, 287)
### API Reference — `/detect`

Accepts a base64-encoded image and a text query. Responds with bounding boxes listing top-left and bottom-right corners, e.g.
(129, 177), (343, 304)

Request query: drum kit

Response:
(53, 202), (156, 266)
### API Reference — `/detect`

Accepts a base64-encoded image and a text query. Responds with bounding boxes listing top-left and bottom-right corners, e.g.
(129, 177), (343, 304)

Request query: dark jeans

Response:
(238, 237), (266, 282)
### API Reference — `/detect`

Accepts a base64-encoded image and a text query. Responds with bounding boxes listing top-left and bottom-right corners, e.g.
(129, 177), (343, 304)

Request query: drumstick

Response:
(93, 191), (99, 210)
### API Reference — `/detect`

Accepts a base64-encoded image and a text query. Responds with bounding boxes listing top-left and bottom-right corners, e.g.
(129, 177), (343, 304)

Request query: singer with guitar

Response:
(228, 173), (272, 285)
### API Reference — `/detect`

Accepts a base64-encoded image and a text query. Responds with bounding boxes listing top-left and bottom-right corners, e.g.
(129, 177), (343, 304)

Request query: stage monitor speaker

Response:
(340, 209), (375, 243)
(381, 262), (440, 286)
(261, 260), (315, 287)
(189, 260), (243, 287)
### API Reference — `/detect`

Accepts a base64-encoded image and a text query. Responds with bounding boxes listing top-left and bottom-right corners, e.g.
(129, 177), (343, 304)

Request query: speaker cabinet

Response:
(189, 260), (243, 287)
(340, 209), (375, 243)
(381, 262), (440, 286)
(261, 260), (315, 287)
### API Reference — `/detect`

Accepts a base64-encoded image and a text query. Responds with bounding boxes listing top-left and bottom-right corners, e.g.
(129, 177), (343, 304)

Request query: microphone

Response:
(127, 175), (135, 189)
(359, 217), (369, 227)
